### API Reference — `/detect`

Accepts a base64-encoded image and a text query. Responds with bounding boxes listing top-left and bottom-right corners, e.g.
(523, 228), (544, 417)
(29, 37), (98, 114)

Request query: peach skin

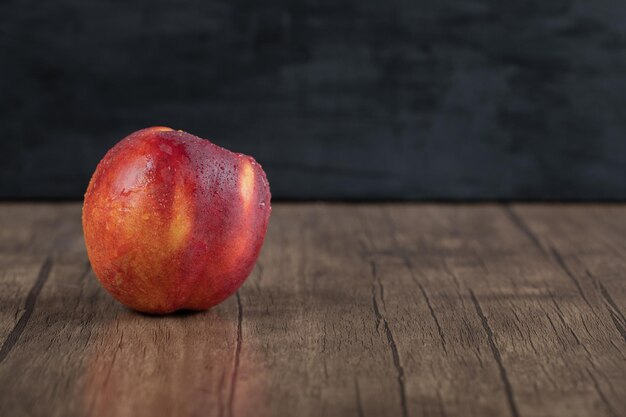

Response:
(82, 127), (271, 314)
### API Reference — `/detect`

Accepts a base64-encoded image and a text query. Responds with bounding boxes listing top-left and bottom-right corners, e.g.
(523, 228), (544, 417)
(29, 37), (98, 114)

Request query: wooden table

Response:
(0, 203), (624, 417)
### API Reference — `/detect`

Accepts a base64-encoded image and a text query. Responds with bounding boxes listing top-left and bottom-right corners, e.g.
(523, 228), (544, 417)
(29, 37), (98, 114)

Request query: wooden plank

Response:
(0, 203), (85, 257)
(510, 204), (626, 343)
(378, 204), (626, 417)
(0, 203), (624, 417)
(0, 206), (85, 413)
(234, 204), (404, 417)
(0, 256), (50, 356)
(0, 203), (83, 362)
(0, 204), (238, 417)
(0, 256), (241, 417)
(357, 204), (515, 417)
(510, 204), (626, 415)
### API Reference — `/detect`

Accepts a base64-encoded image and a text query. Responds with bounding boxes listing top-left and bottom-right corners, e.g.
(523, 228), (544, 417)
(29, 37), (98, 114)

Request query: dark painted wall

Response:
(1, 0), (625, 200)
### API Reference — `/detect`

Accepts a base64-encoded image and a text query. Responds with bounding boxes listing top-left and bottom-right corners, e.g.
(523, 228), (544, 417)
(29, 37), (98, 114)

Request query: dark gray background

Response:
(1, 0), (625, 200)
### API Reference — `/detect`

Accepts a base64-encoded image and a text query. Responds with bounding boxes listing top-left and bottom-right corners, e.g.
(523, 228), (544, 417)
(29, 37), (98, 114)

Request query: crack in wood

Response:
(504, 206), (544, 250)
(0, 257), (53, 364)
(370, 261), (408, 417)
(470, 290), (521, 417)
(550, 247), (594, 310)
(546, 290), (588, 350)
(586, 368), (618, 417)
(505, 206), (596, 311)
(400, 255), (449, 355)
(322, 312), (329, 379)
(416, 279), (448, 355)
(596, 281), (626, 344)
(228, 292), (243, 417)
(102, 331), (124, 389)
(354, 378), (365, 417)
(381, 208), (449, 356)
(370, 263), (382, 333)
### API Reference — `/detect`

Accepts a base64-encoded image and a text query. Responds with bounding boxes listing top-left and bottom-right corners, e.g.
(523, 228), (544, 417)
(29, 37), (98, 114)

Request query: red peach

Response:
(82, 127), (271, 314)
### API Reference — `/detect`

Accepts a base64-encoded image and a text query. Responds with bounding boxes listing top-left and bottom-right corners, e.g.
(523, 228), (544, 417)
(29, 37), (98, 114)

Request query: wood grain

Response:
(0, 203), (624, 417)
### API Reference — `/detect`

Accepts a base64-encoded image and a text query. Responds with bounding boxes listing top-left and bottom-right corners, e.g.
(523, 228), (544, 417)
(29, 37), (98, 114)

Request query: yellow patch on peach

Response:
(217, 160), (257, 274)
(239, 161), (255, 212)
(168, 186), (193, 251)
(150, 126), (174, 132)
